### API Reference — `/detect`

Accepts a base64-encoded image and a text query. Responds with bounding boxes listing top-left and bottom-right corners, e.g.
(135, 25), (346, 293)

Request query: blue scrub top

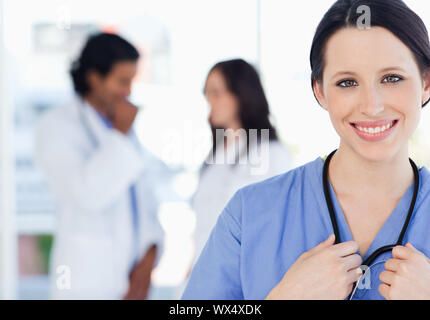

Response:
(182, 156), (430, 300)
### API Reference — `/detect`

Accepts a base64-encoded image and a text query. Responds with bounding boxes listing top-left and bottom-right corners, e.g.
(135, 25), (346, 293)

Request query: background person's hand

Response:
(107, 99), (139, 135)
(379, 243), (430, 300)
(265, 234), (363, 300)
(123, 244), (157, 300)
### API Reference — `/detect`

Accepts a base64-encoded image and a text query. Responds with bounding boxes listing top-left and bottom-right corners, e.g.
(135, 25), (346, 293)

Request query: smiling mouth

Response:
(350, 120), (399, 134)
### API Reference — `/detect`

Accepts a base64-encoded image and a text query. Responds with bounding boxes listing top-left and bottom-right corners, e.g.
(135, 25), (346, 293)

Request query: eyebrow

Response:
(332, 66), (406, 79)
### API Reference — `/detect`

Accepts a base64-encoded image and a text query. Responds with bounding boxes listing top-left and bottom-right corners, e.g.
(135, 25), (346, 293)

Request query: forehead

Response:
(110, 61), (137, 75)
(323, 26), (418, 76)
(206, 69), (226, 88)
(208, 69), (224, 81)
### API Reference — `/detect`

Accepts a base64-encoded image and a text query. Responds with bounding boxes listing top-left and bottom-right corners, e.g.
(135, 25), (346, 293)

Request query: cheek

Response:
(325, 89), (354, 126)
(212, 95), (238, 117)
(384, 85), (411, 106)
(222, 95), (239, 116)
(113, 83), (125, 95)
(104, 79), (122, 95)
(100, 81), (113, 96)
(383, 83), (422, 125)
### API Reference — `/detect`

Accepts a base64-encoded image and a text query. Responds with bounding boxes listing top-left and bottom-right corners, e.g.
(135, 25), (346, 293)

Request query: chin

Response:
(352, 143), (401, 163)
(209, 118), (223, 128)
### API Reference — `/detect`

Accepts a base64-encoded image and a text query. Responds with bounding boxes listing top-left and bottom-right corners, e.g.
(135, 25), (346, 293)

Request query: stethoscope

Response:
(77, 100), (141, 271)
(322, 149), (420, 296)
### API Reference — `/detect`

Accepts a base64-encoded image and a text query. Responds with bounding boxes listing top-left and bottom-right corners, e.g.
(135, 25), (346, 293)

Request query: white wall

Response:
(0, 0), (17, 299)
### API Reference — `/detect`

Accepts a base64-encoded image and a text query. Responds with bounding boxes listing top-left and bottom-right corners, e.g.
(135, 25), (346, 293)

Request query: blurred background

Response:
(0, 0), (430, 299)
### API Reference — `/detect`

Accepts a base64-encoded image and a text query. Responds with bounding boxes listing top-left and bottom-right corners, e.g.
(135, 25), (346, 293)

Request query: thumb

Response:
(405, 242), (422, 254)
(406, 242), (429, 261)
(310, 234), (335, 254)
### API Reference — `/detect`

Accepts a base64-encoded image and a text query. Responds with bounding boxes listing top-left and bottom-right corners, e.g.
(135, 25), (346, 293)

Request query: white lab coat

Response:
(34, 96), (164, 300)
(191, 139), (293, 265)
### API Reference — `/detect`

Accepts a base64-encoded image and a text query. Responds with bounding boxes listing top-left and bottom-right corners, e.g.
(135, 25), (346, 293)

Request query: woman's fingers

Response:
(341, 253), (363, 271)
(384, 258), (401, 272)
(308, 234), (335, 255)
(379, 269), (396, 285)
(378, 283), (391, 299)
(347, 266), (363, 283)
(331, 240), (359, 257)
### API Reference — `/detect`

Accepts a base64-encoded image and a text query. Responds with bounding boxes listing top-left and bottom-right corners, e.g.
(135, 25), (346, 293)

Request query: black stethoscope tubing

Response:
(322, 149), (420, 268)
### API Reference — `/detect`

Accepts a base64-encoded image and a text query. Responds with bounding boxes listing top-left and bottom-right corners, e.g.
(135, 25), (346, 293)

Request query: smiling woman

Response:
(182, 0), (430, 301)
(313, 24), (430, 165)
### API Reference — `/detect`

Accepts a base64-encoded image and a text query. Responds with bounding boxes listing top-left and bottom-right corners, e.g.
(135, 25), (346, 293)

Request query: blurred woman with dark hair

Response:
(190, 59), (292, 271)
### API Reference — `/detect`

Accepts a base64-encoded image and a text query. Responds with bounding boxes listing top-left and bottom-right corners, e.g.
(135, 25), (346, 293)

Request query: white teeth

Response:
(355, 121), (395, 134)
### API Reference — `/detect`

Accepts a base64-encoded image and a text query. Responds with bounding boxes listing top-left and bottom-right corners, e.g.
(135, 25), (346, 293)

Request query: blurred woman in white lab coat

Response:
(34, 33), (164, 300)
(190, 59), (293, 268)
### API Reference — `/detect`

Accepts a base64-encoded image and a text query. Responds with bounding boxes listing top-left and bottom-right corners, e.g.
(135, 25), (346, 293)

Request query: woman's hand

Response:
(265, 234), (363, 300)
(379, 243), (430, 300)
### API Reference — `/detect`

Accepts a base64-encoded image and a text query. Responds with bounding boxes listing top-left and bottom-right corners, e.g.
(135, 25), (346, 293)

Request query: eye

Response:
(336, 74), (404, 88)
(337, 79), (358, 88)
(382, 74), (403, 83)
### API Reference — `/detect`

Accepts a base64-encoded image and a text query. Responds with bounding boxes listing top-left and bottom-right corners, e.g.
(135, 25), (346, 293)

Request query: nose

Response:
(206, 95), (215, 109)
(124, 85), (132, 97)
(359, 85), (384, 116)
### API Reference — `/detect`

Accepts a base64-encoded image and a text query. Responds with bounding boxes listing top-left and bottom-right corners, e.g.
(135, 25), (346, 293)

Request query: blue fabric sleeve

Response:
(182, 190), (244, 300)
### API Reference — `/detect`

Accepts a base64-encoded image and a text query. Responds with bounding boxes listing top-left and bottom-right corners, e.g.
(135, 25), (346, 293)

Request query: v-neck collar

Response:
(317, 157), (417, 262)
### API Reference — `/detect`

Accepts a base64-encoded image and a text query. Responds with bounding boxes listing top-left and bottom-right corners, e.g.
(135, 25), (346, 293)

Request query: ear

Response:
(313, 77), (328, 111)
(422, 68), (430, 106)
(86, 70), (102, 92)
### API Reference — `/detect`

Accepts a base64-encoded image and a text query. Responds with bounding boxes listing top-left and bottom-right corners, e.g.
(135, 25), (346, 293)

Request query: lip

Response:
(351, 119), (395, 128)
(350, 119), (399, 142)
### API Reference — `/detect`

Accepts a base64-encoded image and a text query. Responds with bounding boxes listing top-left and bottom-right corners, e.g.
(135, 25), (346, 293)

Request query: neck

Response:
(85, 94), (107, 117)
(223, 120), (243, 149)
(228, 120), (242, 132)
(329, 143), (415, 200)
